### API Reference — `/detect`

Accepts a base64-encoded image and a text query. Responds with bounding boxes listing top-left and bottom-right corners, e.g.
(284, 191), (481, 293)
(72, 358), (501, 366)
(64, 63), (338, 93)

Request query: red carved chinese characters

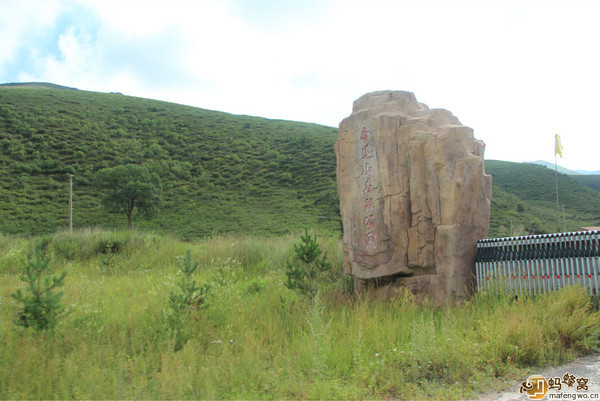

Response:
(361, 143), (372, 159)
(363, 214), (375, 229)
(365, 231), (377, 250)
(357, 126), (377, 251)
(360, 127), (369, 142)
(363, 177), (373, 195)
(362, 162), (372, 177)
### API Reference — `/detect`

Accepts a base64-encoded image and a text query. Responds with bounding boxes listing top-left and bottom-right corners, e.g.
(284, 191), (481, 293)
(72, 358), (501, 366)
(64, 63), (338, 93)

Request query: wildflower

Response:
(375, 353), (380, 357)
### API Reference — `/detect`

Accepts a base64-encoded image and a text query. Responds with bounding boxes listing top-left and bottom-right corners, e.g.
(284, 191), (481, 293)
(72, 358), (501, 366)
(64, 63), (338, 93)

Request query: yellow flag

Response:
(555, 134), (563, 157)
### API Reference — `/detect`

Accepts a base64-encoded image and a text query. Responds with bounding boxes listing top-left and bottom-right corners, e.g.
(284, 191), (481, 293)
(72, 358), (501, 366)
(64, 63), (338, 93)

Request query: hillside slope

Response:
(485, 160), (600, 235)
(1, 86), (599, 238)
(570, 175), (600, 193)
(0, 86), (339, 237)
(0, 82), (79, 91)
(522, 160), (581, 175)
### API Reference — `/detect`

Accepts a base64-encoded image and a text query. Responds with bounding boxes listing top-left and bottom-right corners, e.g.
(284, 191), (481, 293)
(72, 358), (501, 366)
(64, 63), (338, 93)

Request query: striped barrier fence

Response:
(475, 231), (600, 296)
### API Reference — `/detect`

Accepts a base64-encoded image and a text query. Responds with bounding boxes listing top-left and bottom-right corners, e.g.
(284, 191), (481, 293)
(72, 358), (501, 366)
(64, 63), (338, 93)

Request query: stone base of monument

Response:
(336, 91), (492, 303)
(354, 275), (475, 304)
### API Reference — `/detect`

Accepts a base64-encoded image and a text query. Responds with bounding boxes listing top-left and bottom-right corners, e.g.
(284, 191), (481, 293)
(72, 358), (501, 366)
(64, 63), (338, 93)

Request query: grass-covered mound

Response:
(0, 230), (598, 400)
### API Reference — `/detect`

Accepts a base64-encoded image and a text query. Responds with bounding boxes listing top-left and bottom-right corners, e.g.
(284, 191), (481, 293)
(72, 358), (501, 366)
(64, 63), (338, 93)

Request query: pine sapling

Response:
(168, 250), (209, 351)
(11, 242), (67, 331)
(285, 229), (332, 299)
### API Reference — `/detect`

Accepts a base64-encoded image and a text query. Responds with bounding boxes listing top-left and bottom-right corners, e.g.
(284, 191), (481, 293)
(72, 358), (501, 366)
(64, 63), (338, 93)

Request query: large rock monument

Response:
(335, 91), (492, 301)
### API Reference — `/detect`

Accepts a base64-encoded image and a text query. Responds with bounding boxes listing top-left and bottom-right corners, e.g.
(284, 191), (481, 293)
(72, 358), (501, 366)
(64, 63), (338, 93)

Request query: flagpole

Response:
(555, 152), (560, 232)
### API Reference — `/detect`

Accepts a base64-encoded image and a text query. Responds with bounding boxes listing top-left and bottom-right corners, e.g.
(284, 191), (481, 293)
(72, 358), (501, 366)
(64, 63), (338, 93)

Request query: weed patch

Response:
(0, 230), (598, 399)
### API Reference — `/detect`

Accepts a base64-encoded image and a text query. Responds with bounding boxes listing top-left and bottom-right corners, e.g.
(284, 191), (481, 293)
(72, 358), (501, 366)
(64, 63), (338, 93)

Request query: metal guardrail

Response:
(475, 231), (600, 296)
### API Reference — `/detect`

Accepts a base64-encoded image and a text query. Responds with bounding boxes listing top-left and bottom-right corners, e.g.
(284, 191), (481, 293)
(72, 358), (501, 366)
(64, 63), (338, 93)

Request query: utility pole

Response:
(69, 174), (74, 233)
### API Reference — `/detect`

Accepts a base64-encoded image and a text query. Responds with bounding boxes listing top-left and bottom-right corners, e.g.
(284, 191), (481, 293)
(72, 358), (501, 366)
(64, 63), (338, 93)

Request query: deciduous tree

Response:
(94, 164), (163, 229)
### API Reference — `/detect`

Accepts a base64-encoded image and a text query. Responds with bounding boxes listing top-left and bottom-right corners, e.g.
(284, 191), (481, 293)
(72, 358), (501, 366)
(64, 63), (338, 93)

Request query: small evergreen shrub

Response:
(168, 250), (209, 351)
(285, 229), (332, 299)
(11, 242), (67, 330)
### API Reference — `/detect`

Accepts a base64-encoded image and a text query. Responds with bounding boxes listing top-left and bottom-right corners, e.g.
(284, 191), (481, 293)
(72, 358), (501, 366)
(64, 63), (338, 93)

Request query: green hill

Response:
(485, 160), (600, 235)
(1, 85), (599, 238)
(0, 86), (339, 237)
(569, 174), (600, 193)
(522, 160), (581, 175)
(0, 82), (79, 91)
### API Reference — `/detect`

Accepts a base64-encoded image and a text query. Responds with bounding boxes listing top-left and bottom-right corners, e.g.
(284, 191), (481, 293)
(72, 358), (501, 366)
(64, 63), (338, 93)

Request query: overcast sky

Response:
(2, 0), (599, 171)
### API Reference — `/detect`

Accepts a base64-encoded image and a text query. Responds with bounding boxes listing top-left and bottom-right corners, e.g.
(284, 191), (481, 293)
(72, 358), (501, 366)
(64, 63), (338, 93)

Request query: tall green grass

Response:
(0, 230), (598, 400)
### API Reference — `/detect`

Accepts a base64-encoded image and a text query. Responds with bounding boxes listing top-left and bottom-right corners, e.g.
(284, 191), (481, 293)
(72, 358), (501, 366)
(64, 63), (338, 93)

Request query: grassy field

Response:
(1, 230), (598, 400)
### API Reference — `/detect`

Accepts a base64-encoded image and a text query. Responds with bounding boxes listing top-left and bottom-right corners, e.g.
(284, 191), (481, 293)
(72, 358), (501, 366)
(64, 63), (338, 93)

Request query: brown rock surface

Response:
(335, 90), (492, 301)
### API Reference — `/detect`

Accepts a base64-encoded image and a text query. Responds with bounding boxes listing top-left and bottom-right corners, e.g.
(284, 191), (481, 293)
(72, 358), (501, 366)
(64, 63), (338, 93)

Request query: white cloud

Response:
(17, 25), (100, 89)
(2, 0), (600, 170)
(0, 0), (64, 75)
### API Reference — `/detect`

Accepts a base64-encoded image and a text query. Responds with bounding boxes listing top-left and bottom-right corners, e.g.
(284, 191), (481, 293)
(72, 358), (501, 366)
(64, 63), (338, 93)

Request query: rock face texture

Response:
(335, 91), (492, 301)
